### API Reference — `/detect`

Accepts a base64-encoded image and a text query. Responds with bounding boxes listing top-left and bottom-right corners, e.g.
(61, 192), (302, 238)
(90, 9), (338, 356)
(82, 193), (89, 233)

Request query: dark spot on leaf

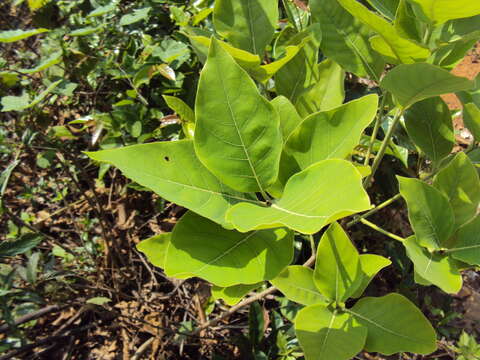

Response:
(164, 156), (170, 162)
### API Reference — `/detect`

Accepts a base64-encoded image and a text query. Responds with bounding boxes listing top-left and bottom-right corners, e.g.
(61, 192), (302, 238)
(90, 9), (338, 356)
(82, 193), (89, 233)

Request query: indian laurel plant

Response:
(87, 0), (480, 359)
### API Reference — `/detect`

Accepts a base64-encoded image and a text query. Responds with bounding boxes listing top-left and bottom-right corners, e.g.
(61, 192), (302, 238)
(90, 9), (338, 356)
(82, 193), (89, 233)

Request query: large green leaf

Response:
(164, 212), (293, 287)
(194, 38), (282, 193)
(404, 236), (462, 293)
(275, 24), (323, 112)
(86, 141), (260, 227)
(213, 0), (278, 55)
(380, 63), (474, 109)
(137, 233), (171, 269)
(449, 216), (480, 266)
(0, 234), (43, 258)
(404, 97), (454, 163)
(351, 254), (392, 298)
(310, 0), (384, 80)
(295, 305), (367, 360)
(271, 96), (302, 144)
(336, 0), (430, 64)
(212, 283), (262, 306)
(398, 177), (455, 250)
(19, 51), (62, 74)
(294, 59), (345, 118)
(270, 266), (327, 306)
(349, 294), (437, 355)
(0, 28), (48, 43)
(433, 152), (480, 227)
(227, 160), (371, 234)
(313, 223), (362, 303)
(285, 94), (378, 170)
(407, 0), (480, 25)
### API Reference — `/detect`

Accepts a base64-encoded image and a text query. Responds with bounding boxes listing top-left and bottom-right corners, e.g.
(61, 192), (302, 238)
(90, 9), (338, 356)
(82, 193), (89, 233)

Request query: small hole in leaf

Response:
(164, 156), (170, 162)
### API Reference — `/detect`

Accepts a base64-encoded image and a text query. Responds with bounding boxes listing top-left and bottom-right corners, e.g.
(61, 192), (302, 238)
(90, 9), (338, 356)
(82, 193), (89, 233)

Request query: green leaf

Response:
(275, 24), (323, 114)
(0, 28), (48, 43)
(86, 297), (111, 305)
(449, 216), (480, 266)
(380, 63), (474, 109)
(120, 7), (151, 26)
(404, 97), (454, 163)
(27, 0), (50, 11)
(270, 266), (327, 306)
(462, 103), (480, 141)
(19, 51), (62, 74)
(86, 141), (260, 227)
(137, 233), (171, 269)
(407, 0), (480, 25)
(433, 152), (480, 228)
(285, 94), (378, 170)
(367, 0), (400, 19)
(69, 26), (103, 37)
(398, 176), (455, 250)
(194, 38), (282, 193)
(213, 0), (278, 55)
(295, 305), (367, 360)
(211, 283), (262, 306)
(313, 223), (361, 303)
(87, 4), (116, 18)
(1, 93), (30, 112)
(395, 0), (423, 42)
(227, 159), (371, 234)
(310, 0), (385, 80)
(336, 0), (430, 64)
(349, 293), (437, 355)
(404, 236), (462, 293)
(0, 234), (42, 258)
(270, 96), (302, 144)
(163, 96), (195, 123)
(351, 254), (392, 298)
(294, 59), (345, 118)
(164, 212), (293, 287)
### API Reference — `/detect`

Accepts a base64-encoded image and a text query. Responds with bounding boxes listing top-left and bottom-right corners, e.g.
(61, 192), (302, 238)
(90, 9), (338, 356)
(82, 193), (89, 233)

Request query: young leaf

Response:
(86, 141), (261, 227)
(213, 0), (278, 55)
(404, 236), (462, 293)
(165, 212), (293, 287)
(336, 0), (430, 64)
(407, 0), (480, 25)
(270, 266), (327, 306)
(395, 0), (422, 42)
(449, 216), (480, 266)
(433, 152), (480, 227)
(313, 223), (362, 303)
(310, 0), (385, 80)
(226, 159), (371, 234)
(285, 94), (378, 169)
(270, 96), (302, 144)
(194, 38), (282, 194)
(0, 28), (48, 43)
(380, 63), (474, 109)
(212, 283), (262, 306)
(349, 293), (437, 355)
(462, 103), (480, 141)
(295, 305), (367, 360)
(398, 177), (455, 250)
(404, 97), (454, 163)
(137, 233), (171, 269)
(351, 254), (392, 298)
(163, 96), (195, 124)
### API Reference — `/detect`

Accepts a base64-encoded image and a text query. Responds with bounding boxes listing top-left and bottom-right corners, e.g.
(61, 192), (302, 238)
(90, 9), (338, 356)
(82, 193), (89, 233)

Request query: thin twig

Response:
(364, 94), (388, 166)
(347, 194), (402, 228)
(0, 305), (64, 334)
(131, 337), (155, 360)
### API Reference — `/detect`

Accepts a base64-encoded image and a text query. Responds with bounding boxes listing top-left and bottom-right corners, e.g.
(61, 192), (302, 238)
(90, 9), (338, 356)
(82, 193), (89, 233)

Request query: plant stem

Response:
(364, 94), (388, 166)
(364, 108), (404, 187)
(359, 218), (405, 242)
(347, 193), (402, 228)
